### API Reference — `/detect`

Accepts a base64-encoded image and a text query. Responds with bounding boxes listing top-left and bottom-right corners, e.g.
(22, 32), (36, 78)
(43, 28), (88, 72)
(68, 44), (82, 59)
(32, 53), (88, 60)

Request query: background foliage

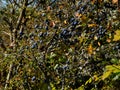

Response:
(0, 0), (120, 90)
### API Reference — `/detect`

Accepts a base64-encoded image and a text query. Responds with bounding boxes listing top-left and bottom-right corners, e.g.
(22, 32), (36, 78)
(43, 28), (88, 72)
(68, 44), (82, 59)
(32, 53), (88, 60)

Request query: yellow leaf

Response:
(85, 78), (92, 85)
(113, 30), (120, 41)
(94, 36), (98, 40)
(87, 44), (93, 54)
(102, 65), (120, 80)
(77, 85), (85, 90)
(28, 16), (31, 19)
(50, 83), (56, 90)
(106, 65), (120, 73)
(88, 24), (97, 27)
(64, 20), (67, 24)
(81, 15), (87, 22)
(98, 42), (101, 46)
(106, 38), (111, 43)
(78, 34), (85, 44)
(102, 70), (112, 80)
(75, 12), (82, 18)
(93, 75), (99, 81)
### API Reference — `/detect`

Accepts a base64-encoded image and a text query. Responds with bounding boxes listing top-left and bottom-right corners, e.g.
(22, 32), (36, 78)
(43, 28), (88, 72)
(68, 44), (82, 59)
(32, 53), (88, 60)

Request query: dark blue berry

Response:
(34, 24), (39, 28)
(45, 26), (49, 30)
(45, 19), (50, 25)
(31, 42), (38, 49)
(31, 76), (36, 81)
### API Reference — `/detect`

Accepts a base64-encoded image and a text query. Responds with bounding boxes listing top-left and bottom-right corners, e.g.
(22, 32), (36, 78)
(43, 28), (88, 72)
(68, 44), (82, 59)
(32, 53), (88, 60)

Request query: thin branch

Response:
(2, 31), (11, 36)
(4, 1), (28, 89)
(4, 63), (13, 90)
(15, 6), (25, 30)
(13, 0), (21, 7)
(13, 0), (28, 48)
(8, 0), (12, 4)
(45, 30), (57, 53)
(3, 17), (12, 27)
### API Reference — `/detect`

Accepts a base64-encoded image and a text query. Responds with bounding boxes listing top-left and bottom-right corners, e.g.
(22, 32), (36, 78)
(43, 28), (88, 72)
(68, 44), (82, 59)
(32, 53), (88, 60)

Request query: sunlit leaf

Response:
(85, 77), (92, 85)
(78, 33), (86, 44)
(94, 36), (98, 40)
(50, 83), (56, 90)
(87, 44), (94, 54)
(88, 24), (97, 27)
(77, 85), (85, 90)
(98, 42), (101, 46)
(93, 75), (99, 81)
(112, 0), (118, 4)
(81, 15), (88, 23)
(102, 65), (120, 80)
(106, 65), (120, 73)
(75, 12), (82, 18)
(113, 30), (120, 41)
(64, 20), (67, 24)
(102, 70), (112, 80)
(106, 38), (111, 43)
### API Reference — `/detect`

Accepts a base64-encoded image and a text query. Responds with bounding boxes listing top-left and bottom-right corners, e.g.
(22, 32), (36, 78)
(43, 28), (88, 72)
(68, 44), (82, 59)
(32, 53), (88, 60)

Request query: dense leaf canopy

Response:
(0, 0), (120, 90)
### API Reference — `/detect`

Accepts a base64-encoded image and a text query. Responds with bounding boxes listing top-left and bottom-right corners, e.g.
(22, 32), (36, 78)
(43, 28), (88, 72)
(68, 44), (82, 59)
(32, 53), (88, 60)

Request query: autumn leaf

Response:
(102, 70), (112, 80)
(102, 65), (120, 80)
(81, 15), (88, 23)
(87, 44), (94, 54)
(94, 36), (98, 40)
(75, 12), (82, 18)
(88, 24), (97, 27)
(85, 77), (92, 85)
(64, 20), (67, 24)
(113, 30), (120, 41)
(106, 65), (120, 73)
(112, 0), (118, 4)
(106, 38), (111, 43)
(98, 42), (101, 46)
(93, 75), (99, 81)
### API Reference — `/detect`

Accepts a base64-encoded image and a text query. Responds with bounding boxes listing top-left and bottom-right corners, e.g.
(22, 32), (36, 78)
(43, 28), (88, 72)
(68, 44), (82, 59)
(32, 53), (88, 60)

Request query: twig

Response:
(4, 63), (13, 90)
(2, 31), (11, 36)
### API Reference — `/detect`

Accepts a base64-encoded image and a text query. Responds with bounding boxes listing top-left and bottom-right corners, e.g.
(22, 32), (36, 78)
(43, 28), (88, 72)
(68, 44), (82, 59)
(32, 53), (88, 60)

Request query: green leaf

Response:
(110, 58), (119, 64)
(112, 73), (120, 81)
